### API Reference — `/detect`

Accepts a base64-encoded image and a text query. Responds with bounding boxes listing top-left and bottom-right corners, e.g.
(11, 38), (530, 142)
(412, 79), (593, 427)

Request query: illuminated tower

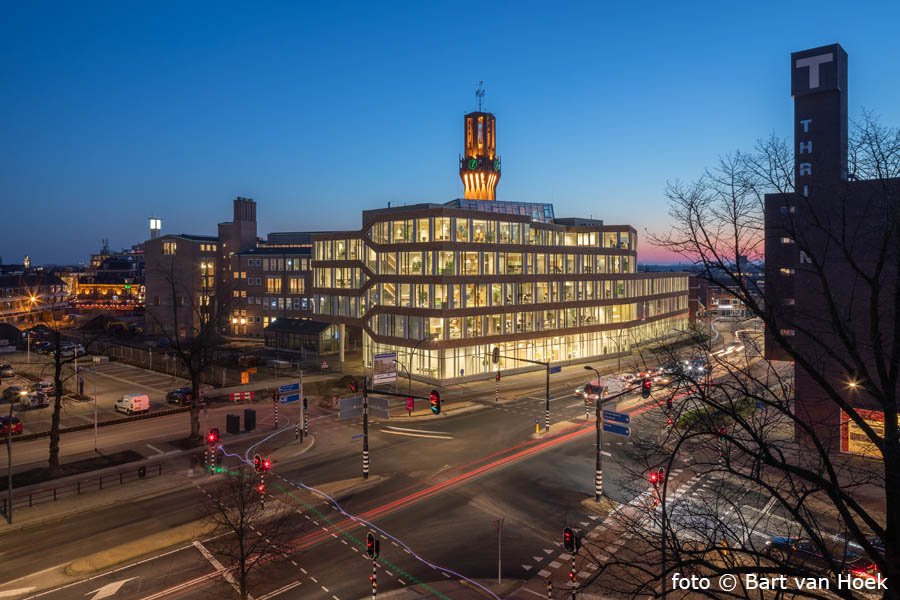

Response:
(459, 82), (501, 200)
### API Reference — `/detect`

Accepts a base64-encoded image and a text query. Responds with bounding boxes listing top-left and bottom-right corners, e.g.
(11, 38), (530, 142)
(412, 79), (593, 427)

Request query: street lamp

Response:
(394, 359), (411, 396)
(410, 335), (432, 379)
(584, 365), (604, 501)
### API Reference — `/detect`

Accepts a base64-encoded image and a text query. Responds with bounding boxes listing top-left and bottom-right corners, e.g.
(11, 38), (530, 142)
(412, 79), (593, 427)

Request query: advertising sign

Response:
(373, 352), (398, 385)
(840, 408), (895, 458)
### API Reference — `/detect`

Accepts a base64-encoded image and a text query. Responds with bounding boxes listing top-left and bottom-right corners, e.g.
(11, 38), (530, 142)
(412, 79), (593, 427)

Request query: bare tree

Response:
(576, 115), (898, 599)
(145, 257), (231, 441)
(203, 468), (294, 599)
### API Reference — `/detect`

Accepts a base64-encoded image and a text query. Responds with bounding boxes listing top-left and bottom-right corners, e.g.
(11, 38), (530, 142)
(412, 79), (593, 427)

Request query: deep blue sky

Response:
(4, 1), (900, 265)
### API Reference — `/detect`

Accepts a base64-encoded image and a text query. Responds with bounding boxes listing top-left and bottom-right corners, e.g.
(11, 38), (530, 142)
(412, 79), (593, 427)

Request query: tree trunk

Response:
(47, 331), (63, 476)
(189, 373), (202, 441)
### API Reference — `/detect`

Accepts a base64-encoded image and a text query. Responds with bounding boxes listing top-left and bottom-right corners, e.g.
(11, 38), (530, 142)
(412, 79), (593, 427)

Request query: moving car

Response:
(2, 386), (28, 403)
(0, 416), (23, 437)
(115, 393), (150, 415)
(764, 536), (879, 579)
(31, 381), (55, 395)
(17, 391), (49, 409)
(0, 364), (14, 377)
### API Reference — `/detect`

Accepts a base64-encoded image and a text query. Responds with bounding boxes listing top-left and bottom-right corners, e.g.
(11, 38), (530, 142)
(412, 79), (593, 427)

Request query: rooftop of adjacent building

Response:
(236, 246), (312, 256)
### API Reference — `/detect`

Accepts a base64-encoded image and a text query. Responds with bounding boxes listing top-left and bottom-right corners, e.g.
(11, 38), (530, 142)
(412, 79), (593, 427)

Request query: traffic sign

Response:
(280, 393), (300, 404)
(549, 365), (562, 374)
(279, 382), (300, 394)
(352, 433), (364, 440)
(602, 410), (630, 424)
(603, 422), (631, 437)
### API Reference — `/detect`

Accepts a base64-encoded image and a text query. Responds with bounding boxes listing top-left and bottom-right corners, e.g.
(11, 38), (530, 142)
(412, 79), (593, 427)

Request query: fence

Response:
(93, 341), (240, 386)
(1, 461), (164, 516)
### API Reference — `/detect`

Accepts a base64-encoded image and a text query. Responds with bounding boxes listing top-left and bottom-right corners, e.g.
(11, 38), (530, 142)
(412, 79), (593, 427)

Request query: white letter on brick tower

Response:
(799, 141), (813, 154)
(800, 119), (813, 133)
(796, 53), (833, 88)
(799, 163), (813, 176)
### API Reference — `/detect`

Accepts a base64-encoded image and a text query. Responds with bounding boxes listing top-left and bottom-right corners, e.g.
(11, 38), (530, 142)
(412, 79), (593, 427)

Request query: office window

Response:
(780, 268), (795, 275)
(163, 241), (176, 255)
(267, 277), (282, 293)
(779, 329), (796, 336)
(780, 237), (795, 245)
(289, 277), (304, 294)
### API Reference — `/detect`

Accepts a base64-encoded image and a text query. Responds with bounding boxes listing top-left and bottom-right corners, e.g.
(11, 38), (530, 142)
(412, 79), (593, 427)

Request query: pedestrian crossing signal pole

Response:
(273, 389), (279, 429)
(362, 378), (370, 480)
(547, 578), (552, 599)
(366, 530), (379, 598)
(303, 396), (309, 436)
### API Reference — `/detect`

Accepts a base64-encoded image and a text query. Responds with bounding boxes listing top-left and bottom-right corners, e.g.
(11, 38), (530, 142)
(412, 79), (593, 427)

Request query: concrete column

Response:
(339, 323), (346, 367)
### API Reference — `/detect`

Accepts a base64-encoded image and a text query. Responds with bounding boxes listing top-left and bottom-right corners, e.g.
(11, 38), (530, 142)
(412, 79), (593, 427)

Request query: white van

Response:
(115, 393), (150, 415)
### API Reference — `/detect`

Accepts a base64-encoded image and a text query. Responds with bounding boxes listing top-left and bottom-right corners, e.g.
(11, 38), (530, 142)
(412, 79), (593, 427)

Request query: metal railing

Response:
(1, 462), (163, 516)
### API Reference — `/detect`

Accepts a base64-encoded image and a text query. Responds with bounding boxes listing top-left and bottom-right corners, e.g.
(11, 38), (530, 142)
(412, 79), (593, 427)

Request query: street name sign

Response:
(602, 410), (630, 424)
(278, 382), (301, 403)
(602, 422), (631, 437)
(549, 365), (562, 374)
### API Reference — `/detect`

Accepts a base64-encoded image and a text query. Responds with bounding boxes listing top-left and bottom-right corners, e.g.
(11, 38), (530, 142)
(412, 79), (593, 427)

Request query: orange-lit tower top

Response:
(459, 82), (501, 200)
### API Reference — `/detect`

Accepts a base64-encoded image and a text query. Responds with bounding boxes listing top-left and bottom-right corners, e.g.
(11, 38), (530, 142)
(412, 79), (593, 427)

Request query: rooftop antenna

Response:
(476, 81), (485, 112)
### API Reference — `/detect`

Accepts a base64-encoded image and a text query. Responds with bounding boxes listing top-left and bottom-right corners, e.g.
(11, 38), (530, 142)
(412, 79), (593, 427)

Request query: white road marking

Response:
(522, 565), (532, 571)
(380, 430), (453, 440)
(192, 541), (246, 598)
(0, 590), (36, 598)
(537, 569), (551, 578)
(521, 587), (547, 598)
(384, 425), (450, 435)
(145, 444), (164, 455)
(255, 581), (302, 600)
(85, 578), (138, 600)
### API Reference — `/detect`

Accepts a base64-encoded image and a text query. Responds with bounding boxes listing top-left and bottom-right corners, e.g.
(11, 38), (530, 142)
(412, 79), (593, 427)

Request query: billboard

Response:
(373, 352), (398, 385)
(840, 408), (896, 458)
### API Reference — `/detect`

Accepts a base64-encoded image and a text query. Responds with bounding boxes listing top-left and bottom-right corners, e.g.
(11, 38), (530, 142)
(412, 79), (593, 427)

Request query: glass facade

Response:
(311, 202), (689, 382)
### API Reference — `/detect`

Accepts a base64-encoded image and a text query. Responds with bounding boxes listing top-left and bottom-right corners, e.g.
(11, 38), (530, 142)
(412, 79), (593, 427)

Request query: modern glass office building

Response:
(311, 199), (689, 382)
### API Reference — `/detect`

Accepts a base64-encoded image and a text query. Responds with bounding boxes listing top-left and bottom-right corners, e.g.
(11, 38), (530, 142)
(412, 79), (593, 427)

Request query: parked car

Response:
(166, 386), (207, 406)
(31, 381), (56, 395)
(0, 364), (14, 377)
(115, 393), (150, 415)
(2, 386), (29, 403)
(60, 343), (86, 358)
(0, 415), (23, 437)
(35, 341), (53, 354)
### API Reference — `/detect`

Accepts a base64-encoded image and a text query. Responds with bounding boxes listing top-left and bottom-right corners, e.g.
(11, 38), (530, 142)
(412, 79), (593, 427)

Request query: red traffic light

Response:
(262, 458), (271, 472)
(649, 467), (666, 485)
(641, 378), (652, 399)
(563, 527), (577, 552)
(495, 372), (501, 382)
(366, 530), (380, 558)
(649, 470), (659, 484)
(256, 483), (265, 494)
(206, 428), (219, 445)
(348, 380), (359, 393)
(253, 454), (262, 473)
(429, 389), (441, 415)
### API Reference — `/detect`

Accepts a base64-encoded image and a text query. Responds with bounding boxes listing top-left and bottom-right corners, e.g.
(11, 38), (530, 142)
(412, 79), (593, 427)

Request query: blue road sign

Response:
(280, 393), (300, 404)
(603, 422), (631, 437)
(352, 433), (364, 440)
(602, 410), (630, 424)
(279, 382), (300, 394)
(549, 365), (562, 374)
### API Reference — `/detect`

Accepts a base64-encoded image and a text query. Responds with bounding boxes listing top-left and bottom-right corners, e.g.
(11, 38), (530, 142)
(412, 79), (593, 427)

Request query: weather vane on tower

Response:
(476, 81), (485, 112)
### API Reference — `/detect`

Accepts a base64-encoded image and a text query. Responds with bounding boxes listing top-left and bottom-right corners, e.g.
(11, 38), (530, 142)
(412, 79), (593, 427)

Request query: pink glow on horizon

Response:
(638, 246), (688, 265)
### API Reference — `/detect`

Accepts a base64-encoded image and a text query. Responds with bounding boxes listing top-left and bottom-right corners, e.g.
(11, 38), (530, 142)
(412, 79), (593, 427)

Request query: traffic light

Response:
(348, 380), (359, 393)
(206, 428), (219, 445)
(649, 468), (666, 486)
(256, 482), (265, 495)
(719, 425), (728, 442)
(563, 527), (577, 552)
(492, 346), (500, 364)
(666, 397), (673, 411)
(430, 389), (441, 415)
(262, 458), (271, 472)
(641, 378), (652, 399)
(253, 454), (262, 473)
(366, 530), (380, 559)
(666, 416), (673, 428)
(495, 371), (501, 382)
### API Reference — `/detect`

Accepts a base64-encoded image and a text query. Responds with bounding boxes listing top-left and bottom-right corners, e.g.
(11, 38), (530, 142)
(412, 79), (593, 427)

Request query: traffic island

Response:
(65, 520), (215, 576)
(580, 495), (620, 516)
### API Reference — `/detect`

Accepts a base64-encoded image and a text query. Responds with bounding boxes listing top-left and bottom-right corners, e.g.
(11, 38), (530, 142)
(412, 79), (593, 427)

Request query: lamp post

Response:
(410, 335), (432, 379)
(394, 359), (411, 396)
(584, 365), (603, 501)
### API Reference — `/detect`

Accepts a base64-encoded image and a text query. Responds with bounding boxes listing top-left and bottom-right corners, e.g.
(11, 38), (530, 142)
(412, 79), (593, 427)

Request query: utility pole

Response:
(273, 388), (279, 429)
(492, 347), (553, 432)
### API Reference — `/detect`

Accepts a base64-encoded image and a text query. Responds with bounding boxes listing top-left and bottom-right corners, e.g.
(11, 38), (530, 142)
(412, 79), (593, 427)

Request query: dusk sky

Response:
(4, 1), (900, 265)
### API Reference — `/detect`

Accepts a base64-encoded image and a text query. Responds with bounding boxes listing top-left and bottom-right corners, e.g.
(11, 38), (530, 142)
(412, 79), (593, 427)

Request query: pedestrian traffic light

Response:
(366, 530), (380, 558)
(262, 458), (271, 472)
(492, 346), (500, 364)
(642, 378), (652, 399)
(719, 425), (728, 442)
(430, 389), (441, 415)
(563, 527), (577, 552)
(666, 416), (673, 428)
(348, 380), (359, 393)
(649, 469), (661, 486)
(495, 371), (501, 382)
(666, 397), (673, 411)
(253, 454), (262, 473)
(256, 482), (265, 495)
(206, 428), (219, 445)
